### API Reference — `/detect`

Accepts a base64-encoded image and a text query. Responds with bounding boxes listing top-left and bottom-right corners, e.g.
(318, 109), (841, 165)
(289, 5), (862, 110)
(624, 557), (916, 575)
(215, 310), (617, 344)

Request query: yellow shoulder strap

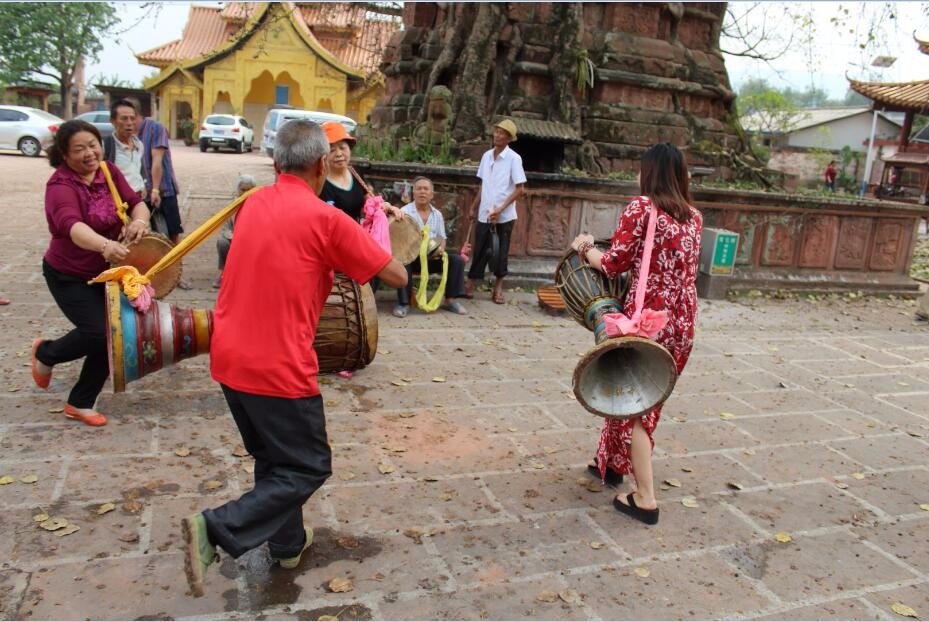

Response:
(99, 161), (130, 225)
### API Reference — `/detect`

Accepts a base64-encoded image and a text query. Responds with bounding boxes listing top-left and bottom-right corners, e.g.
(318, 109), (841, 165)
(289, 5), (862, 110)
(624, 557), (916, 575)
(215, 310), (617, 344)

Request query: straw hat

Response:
(494, 118), (518, 140)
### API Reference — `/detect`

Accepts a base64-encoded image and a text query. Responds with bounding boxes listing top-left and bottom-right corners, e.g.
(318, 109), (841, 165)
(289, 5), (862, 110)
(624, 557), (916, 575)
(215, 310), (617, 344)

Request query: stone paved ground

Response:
(1, 145), (928, 621)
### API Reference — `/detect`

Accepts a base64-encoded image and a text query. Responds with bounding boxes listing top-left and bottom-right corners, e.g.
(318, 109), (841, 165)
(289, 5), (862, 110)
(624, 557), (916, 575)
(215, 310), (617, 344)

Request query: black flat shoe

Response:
(613, 492), (659, 525)
(587, 457), (624, 486)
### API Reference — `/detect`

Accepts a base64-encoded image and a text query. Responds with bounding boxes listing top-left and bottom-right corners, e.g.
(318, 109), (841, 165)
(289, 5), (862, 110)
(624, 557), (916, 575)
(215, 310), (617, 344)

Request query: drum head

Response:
(113, 232), (182, 299)
(389, 215), (422, 265)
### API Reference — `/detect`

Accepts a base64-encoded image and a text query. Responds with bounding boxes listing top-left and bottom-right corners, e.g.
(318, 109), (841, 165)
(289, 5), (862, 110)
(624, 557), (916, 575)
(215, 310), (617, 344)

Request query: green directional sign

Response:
(699, 228), (739, 276)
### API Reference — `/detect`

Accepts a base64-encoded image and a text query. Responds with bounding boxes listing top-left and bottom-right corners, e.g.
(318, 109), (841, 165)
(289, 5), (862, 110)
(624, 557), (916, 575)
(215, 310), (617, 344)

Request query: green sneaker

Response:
(274, 527), (314, 569)
(181, 513), (217, 597)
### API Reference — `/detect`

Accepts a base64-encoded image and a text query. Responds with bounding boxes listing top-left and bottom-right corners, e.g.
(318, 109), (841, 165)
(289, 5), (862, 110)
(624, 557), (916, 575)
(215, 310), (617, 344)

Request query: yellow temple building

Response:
(137, 2), (397, 138)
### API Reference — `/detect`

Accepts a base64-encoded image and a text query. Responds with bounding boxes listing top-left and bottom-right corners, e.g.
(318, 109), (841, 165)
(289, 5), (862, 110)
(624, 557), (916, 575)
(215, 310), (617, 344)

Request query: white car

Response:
(261, 108), (356, 158)
(198, 114), (254, 153)
(75, 110), (114, 139)
(0, 105), (63, 157)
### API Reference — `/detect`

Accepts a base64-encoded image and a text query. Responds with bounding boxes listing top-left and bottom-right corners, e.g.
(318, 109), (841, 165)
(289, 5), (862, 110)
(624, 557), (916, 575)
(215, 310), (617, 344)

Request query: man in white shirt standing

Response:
(464, 119), (527, 304)
(102, 99), (146, 199)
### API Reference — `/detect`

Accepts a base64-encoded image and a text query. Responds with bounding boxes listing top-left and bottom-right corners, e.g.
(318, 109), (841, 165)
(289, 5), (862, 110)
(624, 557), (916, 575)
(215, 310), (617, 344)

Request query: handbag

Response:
(149, 206), (170, 237)
(602, 200), (669, 339)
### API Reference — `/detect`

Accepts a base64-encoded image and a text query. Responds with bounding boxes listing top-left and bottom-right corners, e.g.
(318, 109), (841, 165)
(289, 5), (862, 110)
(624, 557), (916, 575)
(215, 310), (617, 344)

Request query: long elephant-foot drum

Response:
(554, 249), (677, 419)
(104, 274), (379, 393)
(105, 282), (211, 393)
(111, 232), (182, 299)
(314, 274), (378, 372)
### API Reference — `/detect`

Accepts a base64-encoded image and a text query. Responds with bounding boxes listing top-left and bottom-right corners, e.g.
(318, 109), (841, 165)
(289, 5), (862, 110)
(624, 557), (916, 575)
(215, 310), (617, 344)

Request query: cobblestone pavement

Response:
(1, 145), (928, 621)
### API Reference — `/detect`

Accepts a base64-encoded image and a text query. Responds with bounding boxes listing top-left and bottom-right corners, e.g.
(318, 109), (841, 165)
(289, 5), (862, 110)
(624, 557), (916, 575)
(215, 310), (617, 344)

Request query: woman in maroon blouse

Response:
(32, 120), (150, 427)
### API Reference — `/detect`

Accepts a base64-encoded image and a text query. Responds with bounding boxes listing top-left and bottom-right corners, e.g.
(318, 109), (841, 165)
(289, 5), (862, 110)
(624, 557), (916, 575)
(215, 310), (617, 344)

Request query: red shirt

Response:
(44, 164), (141, 279)
(210, 173), (391, 398)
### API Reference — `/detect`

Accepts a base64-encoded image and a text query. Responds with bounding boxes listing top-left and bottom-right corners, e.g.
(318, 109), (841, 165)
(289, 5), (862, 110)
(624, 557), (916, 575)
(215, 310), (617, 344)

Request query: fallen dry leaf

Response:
(890, 602), (918, 619)
(390, 380), (407, 387)
(438, 492), (454, 502)
(337, 537), (360, 549)
(850, 472), (865, 480)
(55, 524), (80, 537)
(431, 377), (446, 383)
(174, 446), (191, 457)
(96, 502), (116, 515)
(39, 517), (68, 531)
(590, 541), (603, 550)
(204, 479), (224, 490)
(377, 462), (395, 474)
(118, 531), (139, 543)
(727, 482), (744, 491)
(33, 512), (49, 522)
(585, 480), (602, 493)
(530, 462), (546, 470)
(681, 497), (699, 508)
(633, 566), (650, 578)
(423, 475), (439, 482)
(317, 616), (339, 621)
(906, 430), (924, 438)
(743, 448), (756, 456)
(19, 475), (38, 484)
(664, 478), (682, 488)
(536, 590), (558, 603)
(48, 407), (64, 413)
(558, 589), (579, 604)
(719, 412), (736, 420)
(774, 532), (792, 543)
(917, 503), (929, 511)
(681, 466), (693, 473)
(232, 445), (249, 457)
(402, 527), (424, 543)
(327, 577), (353, 593)
(835, 482), (849, 489)
(122, 500), (143, 514)
(506, 427), (518, 432)
(339, 472), (356, 481)
(398, 412), (415, 418)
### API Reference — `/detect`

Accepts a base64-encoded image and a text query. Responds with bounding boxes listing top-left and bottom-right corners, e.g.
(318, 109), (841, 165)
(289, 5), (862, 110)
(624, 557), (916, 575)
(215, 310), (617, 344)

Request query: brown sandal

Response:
(492, 290), (505, 304)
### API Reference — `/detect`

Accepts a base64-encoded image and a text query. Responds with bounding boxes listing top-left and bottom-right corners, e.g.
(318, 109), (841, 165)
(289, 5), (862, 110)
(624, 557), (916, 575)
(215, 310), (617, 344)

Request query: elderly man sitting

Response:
(393, 176), (468, 317)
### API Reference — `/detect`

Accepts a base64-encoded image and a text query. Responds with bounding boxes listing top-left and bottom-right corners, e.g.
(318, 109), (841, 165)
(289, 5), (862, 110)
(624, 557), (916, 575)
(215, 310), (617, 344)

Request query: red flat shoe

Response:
(31, 339), (51, 389)
(64, 404), (107, 427)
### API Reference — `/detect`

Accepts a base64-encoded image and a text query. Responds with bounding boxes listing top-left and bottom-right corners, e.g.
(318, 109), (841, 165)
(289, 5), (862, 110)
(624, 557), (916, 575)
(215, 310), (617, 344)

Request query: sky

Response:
(86, 1), (929, 100)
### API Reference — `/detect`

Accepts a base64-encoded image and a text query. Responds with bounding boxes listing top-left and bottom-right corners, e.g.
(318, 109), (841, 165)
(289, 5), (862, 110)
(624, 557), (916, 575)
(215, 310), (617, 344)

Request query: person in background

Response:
(103, 99), (146, 200)
(571, 143), (702, 526)
(214, 174), (257, 288)
(137, 114), (190, 288)
(824, 160), (837, 193)
(393, 176), (468, 317)
(464, 118), (526, 304)
(180, 120), (406, 597)
(32, 120), (149, 427)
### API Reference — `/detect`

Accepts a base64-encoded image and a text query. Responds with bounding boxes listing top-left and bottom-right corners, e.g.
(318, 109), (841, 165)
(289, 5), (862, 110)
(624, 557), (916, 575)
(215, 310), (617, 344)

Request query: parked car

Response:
(199, 114), (254, 153)
(0, 105), (63, 157)
(261, 108), (356, 158)
(75, 110), (114, 139)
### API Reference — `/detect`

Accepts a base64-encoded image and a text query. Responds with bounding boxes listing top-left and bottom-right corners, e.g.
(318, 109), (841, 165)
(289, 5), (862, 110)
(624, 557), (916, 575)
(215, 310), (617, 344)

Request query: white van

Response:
(261, 108), (357, 157)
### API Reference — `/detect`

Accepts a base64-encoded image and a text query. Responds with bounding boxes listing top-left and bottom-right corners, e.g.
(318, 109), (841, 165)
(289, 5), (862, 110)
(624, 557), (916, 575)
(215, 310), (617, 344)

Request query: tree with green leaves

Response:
(0, 3), (119, 119)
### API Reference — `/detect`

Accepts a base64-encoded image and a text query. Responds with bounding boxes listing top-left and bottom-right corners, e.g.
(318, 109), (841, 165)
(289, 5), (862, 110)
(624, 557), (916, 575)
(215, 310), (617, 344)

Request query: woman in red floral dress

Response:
(571, 143), (702, 524)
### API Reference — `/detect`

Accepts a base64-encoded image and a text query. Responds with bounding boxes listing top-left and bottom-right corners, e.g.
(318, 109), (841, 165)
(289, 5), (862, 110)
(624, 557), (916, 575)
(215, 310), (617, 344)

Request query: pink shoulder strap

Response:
(632, 199), (658, 313)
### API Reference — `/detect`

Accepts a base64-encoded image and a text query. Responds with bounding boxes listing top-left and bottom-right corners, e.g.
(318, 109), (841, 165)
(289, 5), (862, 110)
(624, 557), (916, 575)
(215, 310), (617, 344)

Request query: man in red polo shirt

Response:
(181, 119), (406, 597)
